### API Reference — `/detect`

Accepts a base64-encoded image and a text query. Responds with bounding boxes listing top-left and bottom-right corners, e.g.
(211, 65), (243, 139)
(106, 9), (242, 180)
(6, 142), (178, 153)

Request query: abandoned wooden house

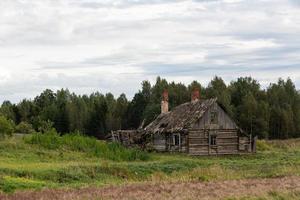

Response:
(112, 89), (256, 156)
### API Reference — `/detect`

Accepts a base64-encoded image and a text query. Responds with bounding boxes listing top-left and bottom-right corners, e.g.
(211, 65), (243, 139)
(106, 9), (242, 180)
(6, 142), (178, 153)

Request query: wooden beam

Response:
(208, 129), (211, 155)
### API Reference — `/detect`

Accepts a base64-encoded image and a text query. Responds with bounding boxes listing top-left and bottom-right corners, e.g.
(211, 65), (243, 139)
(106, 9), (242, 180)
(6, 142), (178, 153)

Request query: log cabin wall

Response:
(188, 129), (207, 155)
(153, 134), (166, 151)
(166, 133), (188, 153)
(187, 102), (252, 155)
(153, 132), (188, 153)
(188, 129), (240, 155)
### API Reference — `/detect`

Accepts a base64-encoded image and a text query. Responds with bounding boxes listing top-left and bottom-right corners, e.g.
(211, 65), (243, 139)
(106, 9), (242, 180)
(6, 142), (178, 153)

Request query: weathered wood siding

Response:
(239, 136), (251, 152)
(153, 134), (166, 151)
(188, 129), (240, 155)
(193, 102), (237, 129)
(153, 133), (188, 153)
(188, 129), (208, 155)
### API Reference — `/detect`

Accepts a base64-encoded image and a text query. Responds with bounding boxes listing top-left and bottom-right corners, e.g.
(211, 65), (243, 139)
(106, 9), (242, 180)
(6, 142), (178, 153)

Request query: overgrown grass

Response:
(256, 140), (274, 151)
(0, 136), (299, 193)
(24, 131), (150, 161)
(0, 176), (46, 193)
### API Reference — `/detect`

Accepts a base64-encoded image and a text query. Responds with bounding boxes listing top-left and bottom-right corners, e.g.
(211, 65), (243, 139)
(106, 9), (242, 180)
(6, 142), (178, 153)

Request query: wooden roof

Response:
(145, 98), (218, 134)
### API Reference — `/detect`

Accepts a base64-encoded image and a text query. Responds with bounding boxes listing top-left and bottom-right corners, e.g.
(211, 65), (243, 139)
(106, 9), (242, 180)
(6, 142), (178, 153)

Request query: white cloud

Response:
(0, 0), (299, 103)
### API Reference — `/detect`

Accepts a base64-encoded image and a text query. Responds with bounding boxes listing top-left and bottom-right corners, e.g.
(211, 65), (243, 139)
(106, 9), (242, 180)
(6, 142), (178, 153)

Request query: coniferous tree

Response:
(1, 76), (299, 139)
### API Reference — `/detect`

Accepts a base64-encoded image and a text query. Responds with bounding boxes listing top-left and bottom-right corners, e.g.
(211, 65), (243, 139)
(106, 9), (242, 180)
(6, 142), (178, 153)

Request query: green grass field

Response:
(0, 134), (300, 194)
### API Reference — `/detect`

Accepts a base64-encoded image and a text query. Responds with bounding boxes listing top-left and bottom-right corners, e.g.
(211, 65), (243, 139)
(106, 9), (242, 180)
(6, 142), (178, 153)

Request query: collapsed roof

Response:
(145, 98), (218, 134)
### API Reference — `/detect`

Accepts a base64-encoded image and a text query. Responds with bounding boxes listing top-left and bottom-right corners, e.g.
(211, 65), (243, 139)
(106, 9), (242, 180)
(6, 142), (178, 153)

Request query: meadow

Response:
(0, 133), (299, 199)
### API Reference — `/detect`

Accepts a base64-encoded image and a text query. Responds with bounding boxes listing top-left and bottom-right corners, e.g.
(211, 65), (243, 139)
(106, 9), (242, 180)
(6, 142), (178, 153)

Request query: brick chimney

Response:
(161, 89), (169, 114)
(191, 88), (200, 102)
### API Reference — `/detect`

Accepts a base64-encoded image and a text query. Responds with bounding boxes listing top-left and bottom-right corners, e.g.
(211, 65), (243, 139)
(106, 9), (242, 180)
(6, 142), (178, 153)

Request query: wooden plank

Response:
(215, 143), (238, 146)
(216, 136), (238, 139)
(189, 147), (209, 150)
(187, 133), (189, 154)
(189, 141), (208, 145)
(189, 144), (209, 147)
(188, 136), (208, 139)
(208, 130), (211, 155)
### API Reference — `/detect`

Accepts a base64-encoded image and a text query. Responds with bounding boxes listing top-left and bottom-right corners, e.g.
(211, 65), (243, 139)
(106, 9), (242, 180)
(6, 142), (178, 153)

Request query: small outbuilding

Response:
(112, 89), (256, 156)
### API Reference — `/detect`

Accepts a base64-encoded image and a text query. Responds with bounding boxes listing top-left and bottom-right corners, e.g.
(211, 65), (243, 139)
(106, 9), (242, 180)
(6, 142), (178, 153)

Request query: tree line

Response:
(0, 76), (299, 139)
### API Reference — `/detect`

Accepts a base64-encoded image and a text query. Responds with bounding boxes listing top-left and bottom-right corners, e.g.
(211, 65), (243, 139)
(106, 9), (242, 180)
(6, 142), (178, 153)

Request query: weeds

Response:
(0, 176), (46, 193)
(24, 131), (150, 161)
(0, 137), (299, 193)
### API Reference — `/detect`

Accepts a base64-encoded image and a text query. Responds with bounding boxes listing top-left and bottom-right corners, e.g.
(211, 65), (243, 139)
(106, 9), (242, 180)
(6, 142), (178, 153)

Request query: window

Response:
(160, 123), (168, 128)
(210, 111), (218, 124)
(173, 134), (180, 146)
(210, 135), (217, 146)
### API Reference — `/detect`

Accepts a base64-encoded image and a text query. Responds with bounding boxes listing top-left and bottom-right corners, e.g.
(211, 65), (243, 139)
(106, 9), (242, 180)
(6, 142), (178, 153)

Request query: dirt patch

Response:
(1, 176), (300, 200)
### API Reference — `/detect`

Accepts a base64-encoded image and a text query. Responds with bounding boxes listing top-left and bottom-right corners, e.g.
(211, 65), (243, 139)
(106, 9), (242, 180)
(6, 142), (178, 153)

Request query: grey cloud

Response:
(0, 72), (143, 103)
(140, 62), (300, 77)
(74, 0), (183, 9)
(0, 0), (300, 103)
(289, 0), (300, 6)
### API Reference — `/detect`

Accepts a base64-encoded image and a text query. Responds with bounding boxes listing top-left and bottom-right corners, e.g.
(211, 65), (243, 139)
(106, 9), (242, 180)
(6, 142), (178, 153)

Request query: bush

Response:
(24, 131), (150, 161)
(15, 122), (35, 134)
(256, 140), (273, 151)
(24, 129), (60, 149)
(37, 120), (54, 133)
(0, 115), (14, 139)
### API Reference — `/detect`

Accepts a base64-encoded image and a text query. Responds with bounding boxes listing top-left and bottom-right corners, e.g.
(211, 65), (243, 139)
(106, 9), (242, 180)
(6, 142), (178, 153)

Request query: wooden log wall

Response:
(188, 129), (208, 155)
(153, 133), (188, 153)
(239, 136), (251, 152)
(153, 134), (166, 151)
(188, 129), (240, 155)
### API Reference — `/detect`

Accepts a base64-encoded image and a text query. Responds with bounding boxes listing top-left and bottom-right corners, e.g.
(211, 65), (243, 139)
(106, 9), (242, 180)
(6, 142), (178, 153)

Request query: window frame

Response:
(210, 135), (217, 146)
(173, 134), (180, 146)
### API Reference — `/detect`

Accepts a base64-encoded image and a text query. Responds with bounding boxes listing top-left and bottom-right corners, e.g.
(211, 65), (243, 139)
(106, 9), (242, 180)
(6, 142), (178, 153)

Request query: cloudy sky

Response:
(0, 0), (300, 103)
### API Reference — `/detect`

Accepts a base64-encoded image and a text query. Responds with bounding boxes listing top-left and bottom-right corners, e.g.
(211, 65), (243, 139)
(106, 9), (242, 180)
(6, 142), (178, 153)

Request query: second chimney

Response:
(191, 88), (200, 102)
(161, 89), (169, 114)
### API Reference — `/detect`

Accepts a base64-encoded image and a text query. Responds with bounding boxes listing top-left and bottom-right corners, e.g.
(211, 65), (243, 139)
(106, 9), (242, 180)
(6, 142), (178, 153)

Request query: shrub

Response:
(37, 120), (54, 133)
(24, 131), (150, 161)
(0, 115), (14, 139)
(24, 129), (60, 149)
(256, 140), (273, 151)
(15, 122), (35, 134)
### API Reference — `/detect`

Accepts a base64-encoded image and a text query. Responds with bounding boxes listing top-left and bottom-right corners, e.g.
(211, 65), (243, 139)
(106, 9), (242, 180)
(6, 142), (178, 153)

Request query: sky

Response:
(0, 0), (300, 103)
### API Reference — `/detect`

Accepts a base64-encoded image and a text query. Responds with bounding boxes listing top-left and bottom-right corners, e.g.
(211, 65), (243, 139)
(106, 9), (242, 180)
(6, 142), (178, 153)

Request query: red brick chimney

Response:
(191, 88), (200, 102)
(161, 89), (169, 114)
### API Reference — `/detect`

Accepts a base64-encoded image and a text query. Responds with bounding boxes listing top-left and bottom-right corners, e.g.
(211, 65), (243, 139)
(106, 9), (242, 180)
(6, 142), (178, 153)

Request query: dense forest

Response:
(0, 76), (300, 140)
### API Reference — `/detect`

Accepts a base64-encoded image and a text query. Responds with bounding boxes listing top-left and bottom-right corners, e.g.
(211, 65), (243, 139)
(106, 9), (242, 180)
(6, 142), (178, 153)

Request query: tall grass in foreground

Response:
(0, 137), (299, 193)
(24, 131), (150, 161)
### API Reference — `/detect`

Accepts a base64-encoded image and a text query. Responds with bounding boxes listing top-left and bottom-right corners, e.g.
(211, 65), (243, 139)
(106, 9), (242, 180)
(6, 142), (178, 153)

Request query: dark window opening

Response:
(210, 111), (218, 124)
(210, 135), (217, 146)
(173, 134), (180, 146)
(160, 123), (168, 128)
